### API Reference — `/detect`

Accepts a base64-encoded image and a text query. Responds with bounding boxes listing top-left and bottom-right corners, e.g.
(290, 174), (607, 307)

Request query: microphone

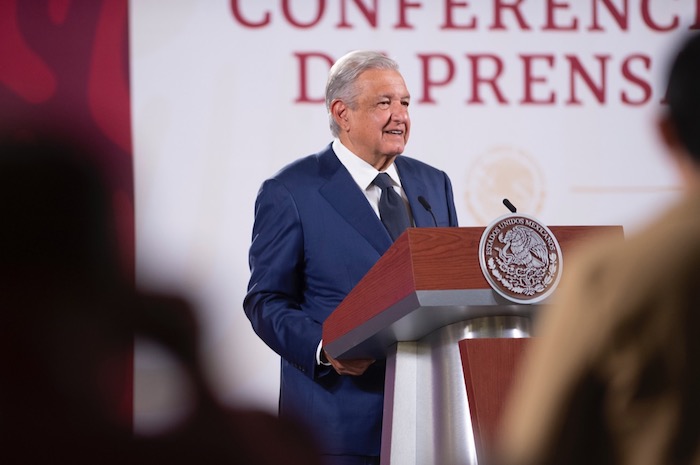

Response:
(418, 196), (438, 227)
(503, 198), (517, 213)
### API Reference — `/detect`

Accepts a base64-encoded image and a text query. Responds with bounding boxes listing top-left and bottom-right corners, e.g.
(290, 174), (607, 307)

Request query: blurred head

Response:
(660, 32), (700, 180)
(0, 130), (120, 287)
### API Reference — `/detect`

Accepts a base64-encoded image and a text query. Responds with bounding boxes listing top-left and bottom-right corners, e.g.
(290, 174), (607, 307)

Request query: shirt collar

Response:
(332, 139), (402, 191)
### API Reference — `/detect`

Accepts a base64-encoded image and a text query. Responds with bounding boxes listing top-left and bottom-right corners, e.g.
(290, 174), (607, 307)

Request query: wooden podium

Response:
(322, 226), (622, 465)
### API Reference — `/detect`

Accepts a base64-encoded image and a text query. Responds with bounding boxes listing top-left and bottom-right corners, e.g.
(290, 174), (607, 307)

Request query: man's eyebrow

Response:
(377, 93), (411, 100)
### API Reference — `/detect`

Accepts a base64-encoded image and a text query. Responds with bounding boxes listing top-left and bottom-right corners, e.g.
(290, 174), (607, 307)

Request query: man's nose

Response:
(391, 103), (408, 122)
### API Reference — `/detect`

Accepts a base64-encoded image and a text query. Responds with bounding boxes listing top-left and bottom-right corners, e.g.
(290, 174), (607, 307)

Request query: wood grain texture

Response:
(459, 338), (530, 463)
(323, 225), (623, 344)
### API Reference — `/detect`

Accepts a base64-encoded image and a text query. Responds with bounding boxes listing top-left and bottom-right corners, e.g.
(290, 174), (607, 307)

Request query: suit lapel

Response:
(317, 147), (393, 255)
(395, 158), (432, 228)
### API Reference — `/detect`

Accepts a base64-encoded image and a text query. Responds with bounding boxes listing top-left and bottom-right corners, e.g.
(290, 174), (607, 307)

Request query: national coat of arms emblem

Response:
(478, 213), (563, 304)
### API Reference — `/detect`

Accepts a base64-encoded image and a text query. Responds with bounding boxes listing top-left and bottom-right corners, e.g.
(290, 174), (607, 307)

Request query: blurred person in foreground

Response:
(244, 50), (458, 465)
(496, 32), (700, 465)
(0, 130), (321, 465)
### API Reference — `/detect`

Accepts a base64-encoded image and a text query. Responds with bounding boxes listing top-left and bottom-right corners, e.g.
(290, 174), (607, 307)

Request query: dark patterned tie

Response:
(373, 173), (411, 241)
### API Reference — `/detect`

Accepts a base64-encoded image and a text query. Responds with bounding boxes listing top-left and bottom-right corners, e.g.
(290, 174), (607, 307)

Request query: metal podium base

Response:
(380, 315), (532, 465)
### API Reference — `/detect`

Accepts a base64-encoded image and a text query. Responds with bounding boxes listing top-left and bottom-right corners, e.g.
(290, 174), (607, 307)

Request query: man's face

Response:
(343, 69), (411, 167)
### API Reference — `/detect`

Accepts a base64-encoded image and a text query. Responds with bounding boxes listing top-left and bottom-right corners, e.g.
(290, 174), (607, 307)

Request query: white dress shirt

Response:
(332, 138), (412, 222)
(317, 139), (413, 366)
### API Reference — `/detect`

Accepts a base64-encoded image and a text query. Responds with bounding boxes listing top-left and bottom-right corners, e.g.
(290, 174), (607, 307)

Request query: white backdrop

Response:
(130, 0), (697, 419)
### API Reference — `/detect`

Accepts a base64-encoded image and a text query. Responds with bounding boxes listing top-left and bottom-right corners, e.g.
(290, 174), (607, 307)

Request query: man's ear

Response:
(330, 99), (350, 132)
(657, 113), (682, 151)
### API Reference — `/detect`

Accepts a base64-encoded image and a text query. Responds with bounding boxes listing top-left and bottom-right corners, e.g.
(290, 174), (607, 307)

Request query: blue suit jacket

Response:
(244, 143), (458, 456)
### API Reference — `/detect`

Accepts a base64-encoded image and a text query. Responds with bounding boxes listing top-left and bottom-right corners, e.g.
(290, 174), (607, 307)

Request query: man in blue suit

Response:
(244, 50), (458, 465)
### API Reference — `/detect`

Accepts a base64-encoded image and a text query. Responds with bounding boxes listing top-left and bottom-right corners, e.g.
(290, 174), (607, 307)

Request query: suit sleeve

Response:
(243, 178), (326, 378)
